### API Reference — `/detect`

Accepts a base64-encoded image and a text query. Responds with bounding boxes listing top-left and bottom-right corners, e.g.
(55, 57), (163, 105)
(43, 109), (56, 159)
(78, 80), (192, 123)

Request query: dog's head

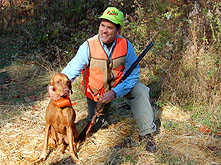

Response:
(49, 73), (73, 97)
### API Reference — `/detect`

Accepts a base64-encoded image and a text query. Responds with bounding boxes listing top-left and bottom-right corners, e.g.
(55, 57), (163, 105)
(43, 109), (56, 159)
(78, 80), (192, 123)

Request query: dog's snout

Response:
(64, 88), (69, 92)
(63, 87), (70, 96)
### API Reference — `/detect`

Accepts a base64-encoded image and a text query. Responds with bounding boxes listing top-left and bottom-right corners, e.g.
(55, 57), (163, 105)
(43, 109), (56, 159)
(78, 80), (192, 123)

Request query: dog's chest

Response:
(51, 109), (74, 133)
(46, 102), (75, 133)
(52, 107), (74, 122)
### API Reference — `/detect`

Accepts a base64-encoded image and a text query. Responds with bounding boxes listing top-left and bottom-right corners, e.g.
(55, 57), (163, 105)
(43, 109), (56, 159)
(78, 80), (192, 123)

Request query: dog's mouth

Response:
(61, 95), (69, 99)
(60, 89), (71, 98)
(60, 93), (69, 98)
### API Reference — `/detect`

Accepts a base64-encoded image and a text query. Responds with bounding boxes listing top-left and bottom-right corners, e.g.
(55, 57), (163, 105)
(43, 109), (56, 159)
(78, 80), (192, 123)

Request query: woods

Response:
(0, 0), (220, 164)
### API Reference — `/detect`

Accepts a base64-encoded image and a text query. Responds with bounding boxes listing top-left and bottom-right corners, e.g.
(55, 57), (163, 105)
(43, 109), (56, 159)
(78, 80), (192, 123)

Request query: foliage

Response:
(0, 0), (106, 66)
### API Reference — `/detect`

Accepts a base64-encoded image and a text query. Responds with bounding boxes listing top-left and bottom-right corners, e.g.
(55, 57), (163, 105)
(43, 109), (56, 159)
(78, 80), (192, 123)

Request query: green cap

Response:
(99, 7), (124, 26)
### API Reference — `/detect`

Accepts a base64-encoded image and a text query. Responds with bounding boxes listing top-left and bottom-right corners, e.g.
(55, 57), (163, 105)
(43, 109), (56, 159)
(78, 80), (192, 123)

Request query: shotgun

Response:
(77, 41), (154, 142)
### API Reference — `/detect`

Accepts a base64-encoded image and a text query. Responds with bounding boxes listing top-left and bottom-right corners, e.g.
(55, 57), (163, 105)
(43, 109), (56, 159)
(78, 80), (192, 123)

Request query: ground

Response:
(0, 34), (220, 164)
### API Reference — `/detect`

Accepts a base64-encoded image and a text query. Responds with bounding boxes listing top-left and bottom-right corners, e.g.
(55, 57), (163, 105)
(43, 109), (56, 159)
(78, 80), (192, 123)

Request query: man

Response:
(48, 7), (157, 152)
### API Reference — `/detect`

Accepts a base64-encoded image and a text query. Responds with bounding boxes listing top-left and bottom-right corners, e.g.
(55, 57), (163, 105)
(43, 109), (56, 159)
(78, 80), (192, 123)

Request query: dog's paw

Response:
(74, 161), (82, 165)
(39, 150), (47, 161)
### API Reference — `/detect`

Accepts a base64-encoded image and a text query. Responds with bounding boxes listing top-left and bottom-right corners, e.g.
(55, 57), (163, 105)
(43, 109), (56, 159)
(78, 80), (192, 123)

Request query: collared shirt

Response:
(62, 35), (140, 98)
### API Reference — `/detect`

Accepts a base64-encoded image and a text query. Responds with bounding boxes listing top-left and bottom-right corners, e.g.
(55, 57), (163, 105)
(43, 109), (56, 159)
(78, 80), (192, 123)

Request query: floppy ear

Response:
(49, 78), (54, 86)
(69, 81), (73, 94)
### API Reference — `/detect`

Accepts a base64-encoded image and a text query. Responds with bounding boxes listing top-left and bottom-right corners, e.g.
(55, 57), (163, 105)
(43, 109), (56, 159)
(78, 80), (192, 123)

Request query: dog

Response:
(39, 73), (79, 163)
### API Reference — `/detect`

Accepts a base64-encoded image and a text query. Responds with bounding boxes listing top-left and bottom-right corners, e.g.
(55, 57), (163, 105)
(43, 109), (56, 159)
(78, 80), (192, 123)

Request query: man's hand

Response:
(99, 90), (116, 104)
(48, 85), (61, 100)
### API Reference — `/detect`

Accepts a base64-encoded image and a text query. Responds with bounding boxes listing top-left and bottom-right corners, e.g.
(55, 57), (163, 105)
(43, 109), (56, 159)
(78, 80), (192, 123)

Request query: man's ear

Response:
(117, 27), (121, 35)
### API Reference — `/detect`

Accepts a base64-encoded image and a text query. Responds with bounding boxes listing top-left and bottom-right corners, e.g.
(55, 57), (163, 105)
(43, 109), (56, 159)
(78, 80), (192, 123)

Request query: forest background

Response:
(0, 0), (220, 164)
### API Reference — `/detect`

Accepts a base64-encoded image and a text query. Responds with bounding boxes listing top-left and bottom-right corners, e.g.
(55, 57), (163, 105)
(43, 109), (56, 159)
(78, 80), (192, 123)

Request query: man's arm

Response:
(48, 41), (90, 100)
(61, 41), (90, 81)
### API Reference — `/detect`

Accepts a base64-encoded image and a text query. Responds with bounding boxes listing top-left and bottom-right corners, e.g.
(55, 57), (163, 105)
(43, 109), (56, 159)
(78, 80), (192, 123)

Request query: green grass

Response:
(157, 149), (196, 165)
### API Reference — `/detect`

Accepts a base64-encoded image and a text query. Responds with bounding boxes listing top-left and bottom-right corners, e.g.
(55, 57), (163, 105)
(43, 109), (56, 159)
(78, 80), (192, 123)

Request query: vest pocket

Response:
(112, 65), (124, 87)
(88, 67), (104, 91)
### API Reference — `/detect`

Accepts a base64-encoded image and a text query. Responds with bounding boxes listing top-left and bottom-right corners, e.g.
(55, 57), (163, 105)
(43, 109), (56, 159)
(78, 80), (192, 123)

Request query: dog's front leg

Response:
(67, 126), (79, 163)
(39, 124), (51, 161)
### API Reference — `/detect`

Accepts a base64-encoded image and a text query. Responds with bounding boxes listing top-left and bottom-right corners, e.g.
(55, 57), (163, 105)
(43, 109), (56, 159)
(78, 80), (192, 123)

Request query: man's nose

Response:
(102, 27), (108, 33)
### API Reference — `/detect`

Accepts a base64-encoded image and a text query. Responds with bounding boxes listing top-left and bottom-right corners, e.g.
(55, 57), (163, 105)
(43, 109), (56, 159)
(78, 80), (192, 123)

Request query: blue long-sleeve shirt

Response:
(62, 35), (140, 98)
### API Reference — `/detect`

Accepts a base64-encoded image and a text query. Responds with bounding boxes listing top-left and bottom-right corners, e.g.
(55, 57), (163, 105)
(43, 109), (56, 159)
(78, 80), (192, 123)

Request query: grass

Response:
(157, 149), (196, 165)
(0, 63), (220, 164)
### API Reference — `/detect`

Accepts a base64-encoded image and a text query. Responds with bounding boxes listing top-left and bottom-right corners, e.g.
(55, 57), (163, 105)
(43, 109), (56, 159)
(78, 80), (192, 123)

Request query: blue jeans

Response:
(87, 82), (156, 136)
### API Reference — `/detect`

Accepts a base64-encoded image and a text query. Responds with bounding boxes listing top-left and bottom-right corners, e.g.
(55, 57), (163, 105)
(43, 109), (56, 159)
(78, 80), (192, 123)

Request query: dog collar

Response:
(54, 96), (77, 108)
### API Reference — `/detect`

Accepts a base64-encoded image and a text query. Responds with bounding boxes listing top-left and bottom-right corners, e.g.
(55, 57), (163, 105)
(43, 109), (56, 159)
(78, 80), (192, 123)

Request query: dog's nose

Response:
(64, 88), (69, 92)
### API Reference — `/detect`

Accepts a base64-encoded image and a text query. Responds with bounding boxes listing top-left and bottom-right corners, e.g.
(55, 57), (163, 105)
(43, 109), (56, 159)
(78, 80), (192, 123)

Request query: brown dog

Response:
(39, 73), (79, 163)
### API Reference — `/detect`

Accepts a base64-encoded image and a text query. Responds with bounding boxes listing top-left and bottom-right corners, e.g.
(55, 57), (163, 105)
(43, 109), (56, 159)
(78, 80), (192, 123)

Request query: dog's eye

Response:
(56, 81), (61, 84)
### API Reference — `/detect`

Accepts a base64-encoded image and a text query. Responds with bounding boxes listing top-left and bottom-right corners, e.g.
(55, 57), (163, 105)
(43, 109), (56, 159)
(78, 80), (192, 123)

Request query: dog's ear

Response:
(49, 79), (53, 86)
(49, 78), (54, 86)
(69, 81), (73, 94)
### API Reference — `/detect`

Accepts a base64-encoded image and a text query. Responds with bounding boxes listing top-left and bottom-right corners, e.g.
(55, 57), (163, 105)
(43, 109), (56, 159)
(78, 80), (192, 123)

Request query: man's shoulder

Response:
(117, 35), (133, 46)
(117, 35), (131, 44)
(117, 35), (125, 39)
(81, 34), (98, 47)
(87, 34), (99, 41)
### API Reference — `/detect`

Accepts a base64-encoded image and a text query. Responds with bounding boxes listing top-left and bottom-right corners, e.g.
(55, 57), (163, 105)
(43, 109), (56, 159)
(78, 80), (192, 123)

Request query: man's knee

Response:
(128, 82), (150, 99)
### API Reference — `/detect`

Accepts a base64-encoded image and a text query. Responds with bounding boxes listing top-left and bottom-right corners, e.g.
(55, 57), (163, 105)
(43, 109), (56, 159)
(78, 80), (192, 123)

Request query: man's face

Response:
(99, 19), (121, 45)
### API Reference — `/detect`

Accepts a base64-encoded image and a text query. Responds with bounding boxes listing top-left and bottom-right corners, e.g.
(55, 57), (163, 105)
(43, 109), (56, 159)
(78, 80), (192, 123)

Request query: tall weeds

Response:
(159, 1), (221, 130)
(122, 0), (220, 131)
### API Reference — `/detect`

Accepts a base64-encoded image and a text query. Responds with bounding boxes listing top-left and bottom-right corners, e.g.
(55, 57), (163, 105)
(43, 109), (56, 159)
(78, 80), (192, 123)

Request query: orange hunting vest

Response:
(82, 35), (128, 102)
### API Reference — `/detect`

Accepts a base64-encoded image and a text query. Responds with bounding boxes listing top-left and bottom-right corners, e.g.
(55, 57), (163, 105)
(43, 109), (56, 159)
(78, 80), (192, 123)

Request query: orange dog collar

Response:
(54, 96), (77, 108)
